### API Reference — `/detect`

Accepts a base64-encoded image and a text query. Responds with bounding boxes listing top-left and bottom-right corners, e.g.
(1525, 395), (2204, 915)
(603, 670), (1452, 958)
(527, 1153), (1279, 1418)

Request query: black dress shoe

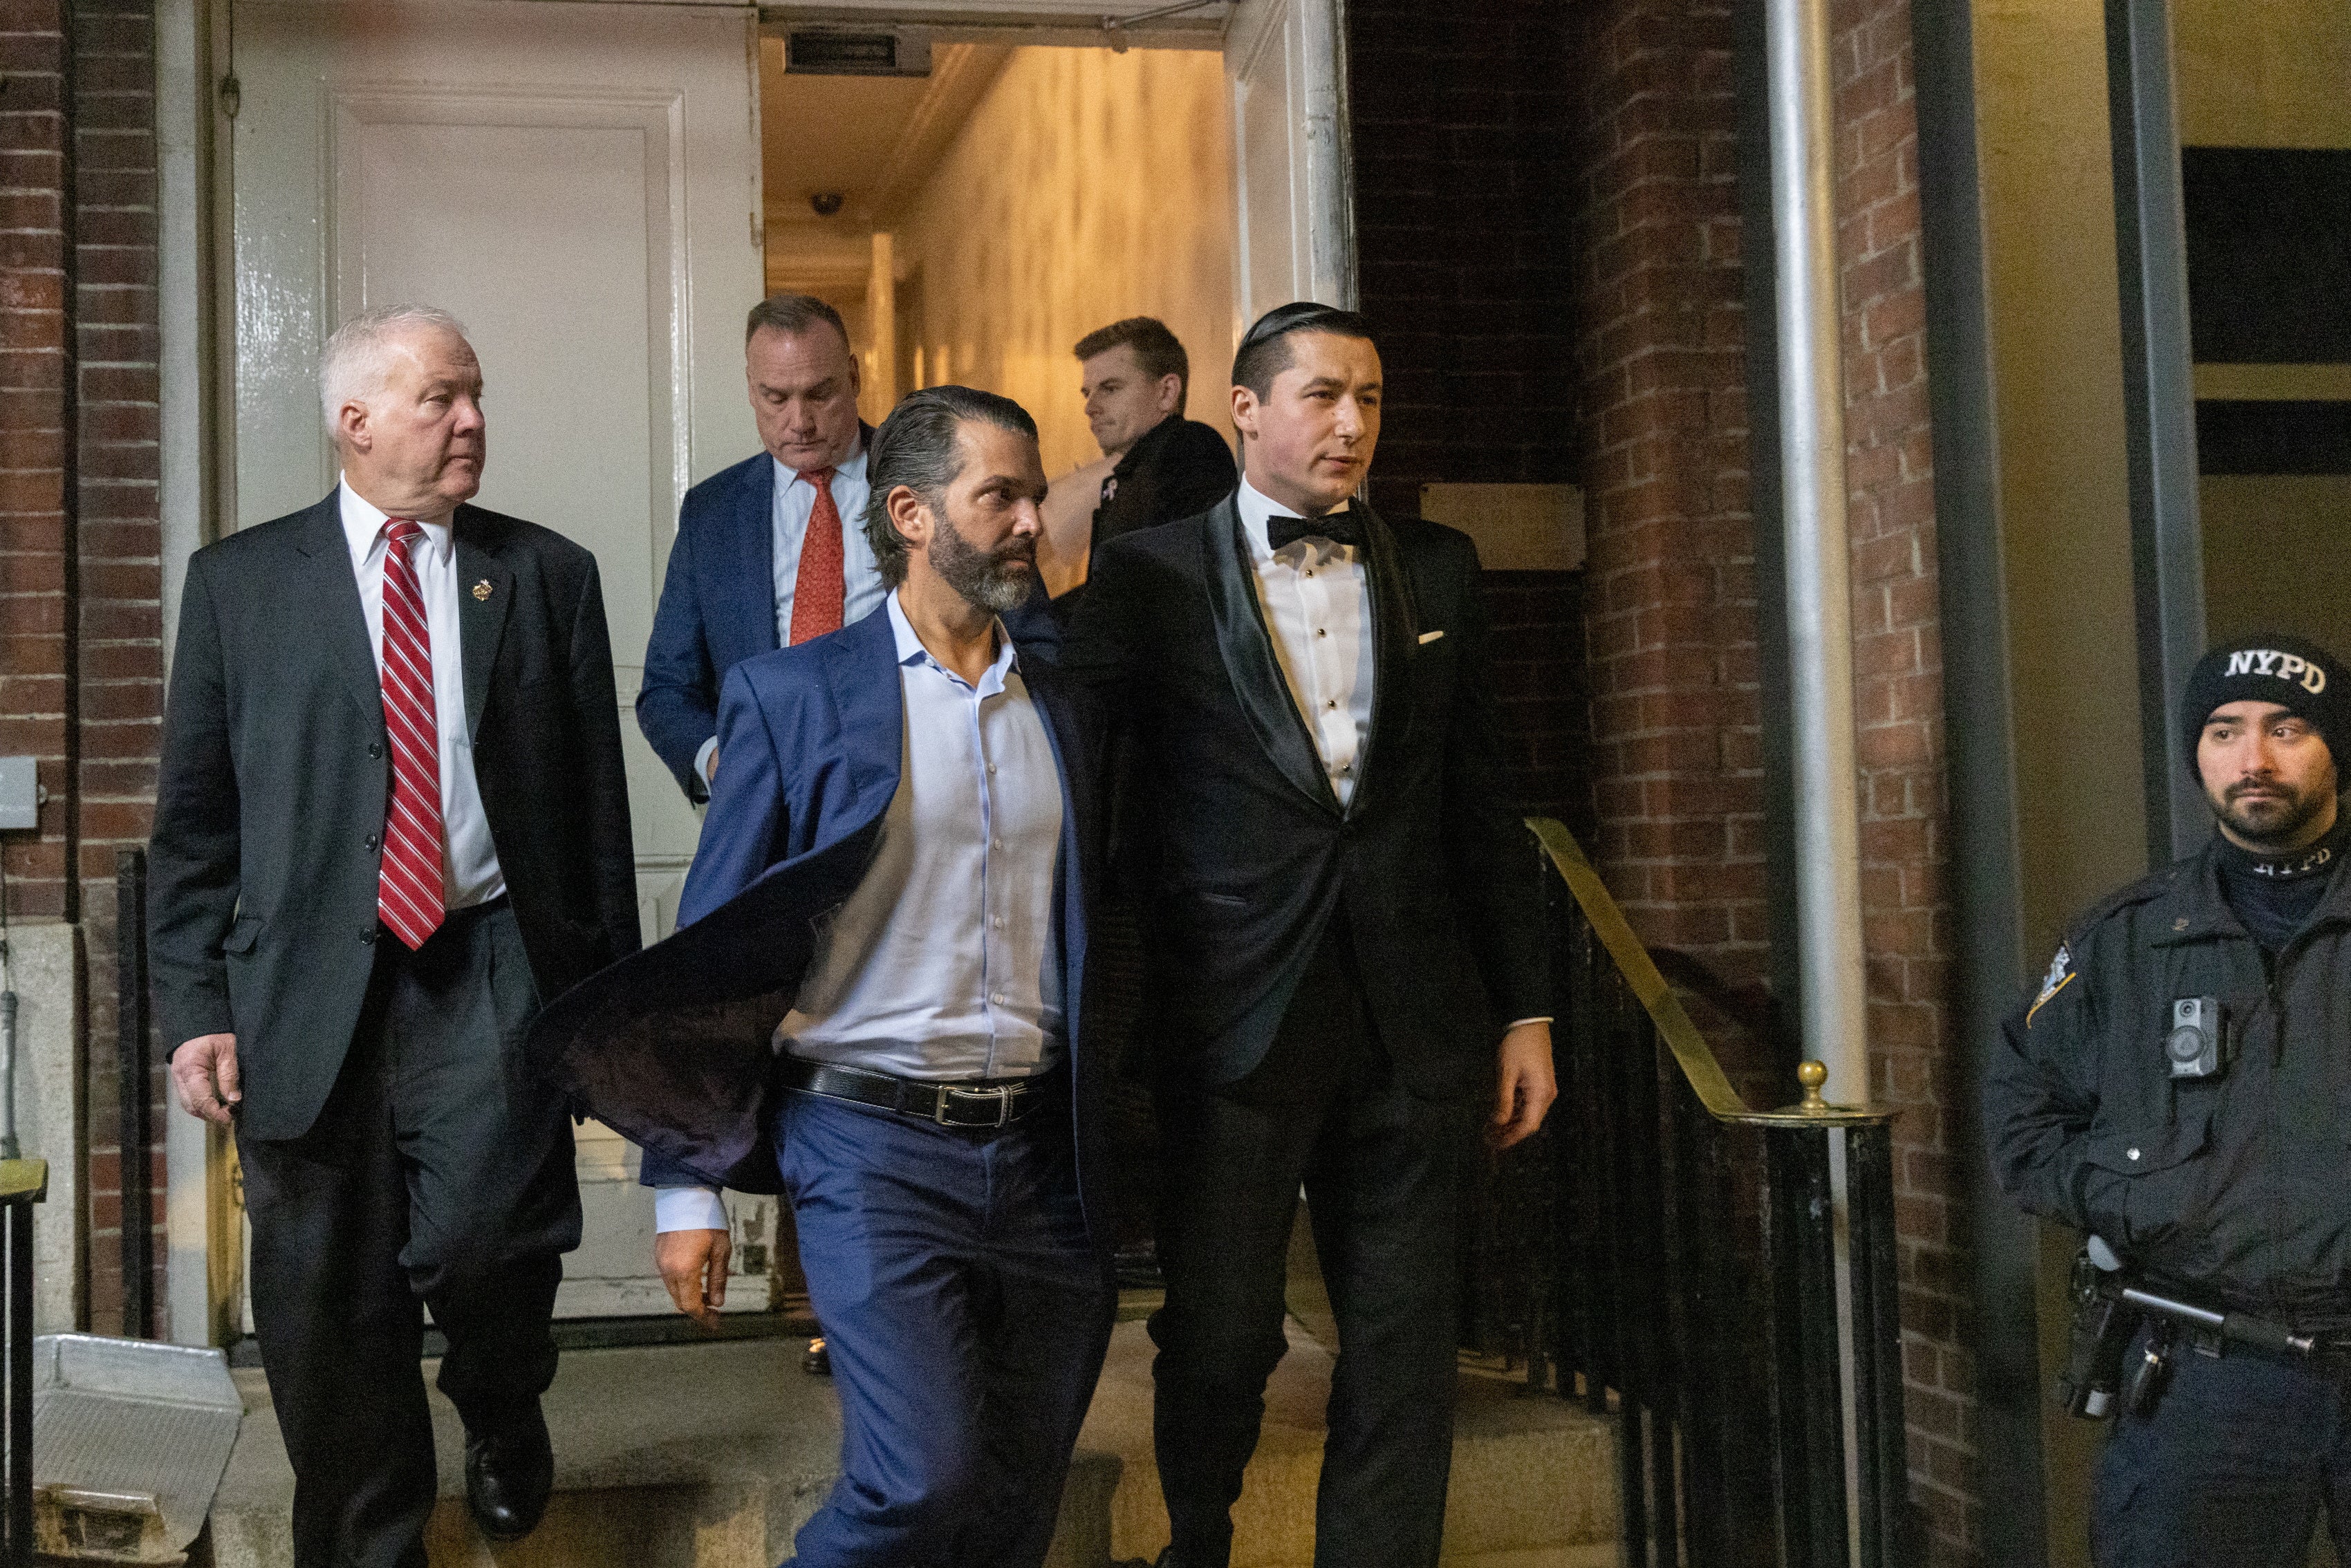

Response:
(465, 1406), (553, 1541)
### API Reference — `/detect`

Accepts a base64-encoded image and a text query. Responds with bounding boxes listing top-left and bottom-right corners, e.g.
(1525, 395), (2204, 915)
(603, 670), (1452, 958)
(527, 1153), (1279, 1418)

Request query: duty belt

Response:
(778, 1056), (1061, 1130)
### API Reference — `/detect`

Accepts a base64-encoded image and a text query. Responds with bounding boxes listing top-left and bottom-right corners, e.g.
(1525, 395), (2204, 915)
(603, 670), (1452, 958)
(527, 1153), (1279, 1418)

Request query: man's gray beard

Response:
(930, 509), (1034, 613)
(2211, 780), (2333, 849)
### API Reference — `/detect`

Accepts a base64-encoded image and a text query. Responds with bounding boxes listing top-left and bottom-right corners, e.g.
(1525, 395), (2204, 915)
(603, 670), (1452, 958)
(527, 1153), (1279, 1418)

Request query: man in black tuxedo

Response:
(149, 304), (640, 1567)
(1061, 303), (1557, 1568)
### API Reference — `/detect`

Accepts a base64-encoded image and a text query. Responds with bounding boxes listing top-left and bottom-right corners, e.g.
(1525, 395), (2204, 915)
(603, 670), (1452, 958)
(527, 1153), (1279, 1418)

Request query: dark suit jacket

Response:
(147, 491), (642, 1142)
(1056, 494), (1546, 1096)
(1092, 415), (1236, 548)
(637, 429), (877, 800)
(528, 607), (1113, 1242)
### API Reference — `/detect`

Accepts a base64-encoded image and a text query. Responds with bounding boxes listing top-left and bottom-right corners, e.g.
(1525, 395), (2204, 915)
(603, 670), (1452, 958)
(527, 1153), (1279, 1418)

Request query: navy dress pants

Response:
(778, 1087), (1117, 1568)
(2094, 1329), (2351, 1567)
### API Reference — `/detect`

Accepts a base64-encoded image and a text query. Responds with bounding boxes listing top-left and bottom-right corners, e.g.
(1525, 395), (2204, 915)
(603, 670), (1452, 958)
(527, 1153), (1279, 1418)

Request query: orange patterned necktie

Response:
(376, 520), (446, 949)
(788, 467), (846, 645)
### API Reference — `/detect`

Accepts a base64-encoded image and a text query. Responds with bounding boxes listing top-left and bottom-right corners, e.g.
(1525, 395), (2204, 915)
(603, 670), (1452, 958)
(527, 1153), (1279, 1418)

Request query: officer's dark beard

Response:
(2208, 773), (2338, 850)
(929, 508), (1037, 614)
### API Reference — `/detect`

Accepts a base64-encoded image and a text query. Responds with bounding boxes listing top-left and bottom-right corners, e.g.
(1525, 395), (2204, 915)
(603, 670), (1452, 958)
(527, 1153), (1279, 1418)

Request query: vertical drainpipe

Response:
(1763, 0), (1871, 1558)
(1764, 0), (1868, 1113)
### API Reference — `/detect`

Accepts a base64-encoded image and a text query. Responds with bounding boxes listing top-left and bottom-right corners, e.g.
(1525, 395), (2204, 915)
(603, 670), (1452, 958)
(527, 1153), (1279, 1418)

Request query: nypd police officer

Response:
(1987, 632), (2351, 1567)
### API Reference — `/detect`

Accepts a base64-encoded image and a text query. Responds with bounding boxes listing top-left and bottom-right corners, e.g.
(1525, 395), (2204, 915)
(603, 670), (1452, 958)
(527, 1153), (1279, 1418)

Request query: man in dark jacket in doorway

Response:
(1987, 632), (2351, 1568)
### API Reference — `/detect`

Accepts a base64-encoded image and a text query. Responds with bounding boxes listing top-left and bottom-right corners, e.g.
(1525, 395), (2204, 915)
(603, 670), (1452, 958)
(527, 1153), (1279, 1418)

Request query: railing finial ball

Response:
(1796, 1060), (1830, 1114)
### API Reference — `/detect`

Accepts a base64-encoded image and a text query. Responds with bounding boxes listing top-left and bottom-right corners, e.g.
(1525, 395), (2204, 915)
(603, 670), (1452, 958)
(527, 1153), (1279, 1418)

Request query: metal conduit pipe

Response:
(1764, 0), (1875, 1560)
(1763, 0), (1869, 1107)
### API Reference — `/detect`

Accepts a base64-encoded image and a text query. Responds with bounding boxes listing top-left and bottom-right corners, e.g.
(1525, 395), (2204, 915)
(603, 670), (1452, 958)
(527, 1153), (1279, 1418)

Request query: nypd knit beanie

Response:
(2180, 633), (2350, 764)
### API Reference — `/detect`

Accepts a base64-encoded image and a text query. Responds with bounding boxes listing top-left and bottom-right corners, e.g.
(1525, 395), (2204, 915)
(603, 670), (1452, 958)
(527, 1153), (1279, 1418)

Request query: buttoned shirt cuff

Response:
(1507, 1017), (1554, 1029)
(694, 736), (719, 785)
(653, 1186), (728, 1233)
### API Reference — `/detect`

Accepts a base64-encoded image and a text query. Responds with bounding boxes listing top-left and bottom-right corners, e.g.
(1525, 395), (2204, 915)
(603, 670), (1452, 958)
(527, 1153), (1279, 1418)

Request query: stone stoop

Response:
(1079, 1320), (1619, 1568)
(190, 1323), (1615, 1568)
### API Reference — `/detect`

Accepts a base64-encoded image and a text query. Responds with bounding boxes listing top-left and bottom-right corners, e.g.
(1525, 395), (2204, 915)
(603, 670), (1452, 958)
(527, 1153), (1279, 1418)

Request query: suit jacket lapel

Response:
(724, 456), (781, 657)
(452, 509), (513, 742)
(823, 604), (905, 816)
(1200, 497), (1339, 816)
(290, 492), (386, 732)
(1346, 501), (1417, 817)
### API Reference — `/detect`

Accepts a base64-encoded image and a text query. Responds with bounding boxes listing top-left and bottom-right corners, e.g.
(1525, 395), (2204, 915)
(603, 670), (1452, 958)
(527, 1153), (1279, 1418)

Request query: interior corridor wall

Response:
(897, 46), (1237, 478)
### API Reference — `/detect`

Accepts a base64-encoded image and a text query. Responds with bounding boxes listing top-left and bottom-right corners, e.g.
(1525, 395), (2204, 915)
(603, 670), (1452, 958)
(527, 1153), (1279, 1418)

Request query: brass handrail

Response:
(1525, 816), (1889, 1128)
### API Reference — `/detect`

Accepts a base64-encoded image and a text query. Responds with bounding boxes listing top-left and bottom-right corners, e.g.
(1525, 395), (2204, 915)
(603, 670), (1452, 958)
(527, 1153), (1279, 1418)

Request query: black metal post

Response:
(117, 848), (152, 1338)
(1846, 1124), (1915, 1565)
(4, 1192), (32, 1567)
(1765, 1130), (1850, 1568)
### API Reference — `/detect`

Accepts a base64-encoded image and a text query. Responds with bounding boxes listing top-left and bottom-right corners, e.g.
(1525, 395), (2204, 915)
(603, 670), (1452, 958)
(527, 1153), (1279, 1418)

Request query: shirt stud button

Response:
(1317, 628), (1327, 637)
(1326, 700), (1337, 709)
(2126, 1148), (2141, 1161)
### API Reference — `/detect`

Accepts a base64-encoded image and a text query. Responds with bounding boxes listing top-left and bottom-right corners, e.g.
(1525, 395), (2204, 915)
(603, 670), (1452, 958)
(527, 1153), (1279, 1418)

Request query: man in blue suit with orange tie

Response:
(533, 386), (1115, 1568)
(639, 294), (882, 802)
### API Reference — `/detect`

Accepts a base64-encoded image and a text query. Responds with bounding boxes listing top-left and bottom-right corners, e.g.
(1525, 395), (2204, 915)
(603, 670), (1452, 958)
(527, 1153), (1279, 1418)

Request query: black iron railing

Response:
(0, 1156), (44, 1568)
(1492, 818), (1915, 1568)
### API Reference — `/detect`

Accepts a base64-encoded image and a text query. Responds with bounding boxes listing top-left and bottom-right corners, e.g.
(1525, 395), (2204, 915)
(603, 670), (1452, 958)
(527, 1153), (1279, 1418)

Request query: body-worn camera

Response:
(2167, 996), (2224, 1079)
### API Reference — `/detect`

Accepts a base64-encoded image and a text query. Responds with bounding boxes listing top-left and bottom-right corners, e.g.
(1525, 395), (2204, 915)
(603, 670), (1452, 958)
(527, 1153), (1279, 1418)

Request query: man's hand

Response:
(703, 747), (721, 784)
(1489, 1020), (1557, 1150)
(656, 1228), (732, 1329)
(171, 1033), (241, 1127)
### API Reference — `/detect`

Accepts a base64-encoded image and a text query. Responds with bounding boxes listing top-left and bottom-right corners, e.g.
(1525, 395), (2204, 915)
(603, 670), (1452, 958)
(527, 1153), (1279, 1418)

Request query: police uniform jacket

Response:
(1986, 839), (2351, 1329)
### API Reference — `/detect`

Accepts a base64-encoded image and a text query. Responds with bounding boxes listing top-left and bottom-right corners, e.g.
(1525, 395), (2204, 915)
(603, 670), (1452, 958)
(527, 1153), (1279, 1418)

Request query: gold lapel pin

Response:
(472, 579), (493, 601)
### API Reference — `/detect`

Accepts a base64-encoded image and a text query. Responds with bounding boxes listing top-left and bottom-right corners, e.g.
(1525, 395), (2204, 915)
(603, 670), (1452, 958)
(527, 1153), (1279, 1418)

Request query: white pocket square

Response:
(1417, 629), (1446, 645)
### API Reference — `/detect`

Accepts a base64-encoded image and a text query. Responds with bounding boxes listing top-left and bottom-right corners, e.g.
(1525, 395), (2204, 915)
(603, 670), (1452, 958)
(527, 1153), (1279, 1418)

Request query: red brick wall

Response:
(0, 0), (76, 925)
(1346, 0), (1592, 830)
(1570, 0), (1976, 1559)
(74, 0), (161, 1338)
(1830, 0), (1973, 1557)
(1568, 0), (1767, 984)
(0, 0), (162, 1336)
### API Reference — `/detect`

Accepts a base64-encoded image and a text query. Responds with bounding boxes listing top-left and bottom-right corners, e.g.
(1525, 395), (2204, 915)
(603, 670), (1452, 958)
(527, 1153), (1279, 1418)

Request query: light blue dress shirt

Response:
(656, 591), (1066, 1232)
(769, 446), (886, 644)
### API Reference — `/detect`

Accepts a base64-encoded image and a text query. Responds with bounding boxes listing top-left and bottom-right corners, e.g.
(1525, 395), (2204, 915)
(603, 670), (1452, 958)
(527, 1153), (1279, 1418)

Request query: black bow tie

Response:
(1267, 511), (1360, 552)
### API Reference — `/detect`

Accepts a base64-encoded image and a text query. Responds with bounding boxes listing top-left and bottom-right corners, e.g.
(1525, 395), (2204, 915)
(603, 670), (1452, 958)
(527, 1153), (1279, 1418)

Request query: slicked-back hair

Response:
(1231, 304), (1376, 401)
(861, 386), (1040, 587)
(319, 303), (470, 429)
(1072, 316), (1190, 402)
(746, 293), (851, 349)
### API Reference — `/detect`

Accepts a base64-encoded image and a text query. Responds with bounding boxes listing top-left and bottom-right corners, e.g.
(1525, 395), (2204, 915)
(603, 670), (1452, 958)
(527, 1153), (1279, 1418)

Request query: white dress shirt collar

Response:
(1236, 476), (1351, 560)
(338, 478), (452, 570)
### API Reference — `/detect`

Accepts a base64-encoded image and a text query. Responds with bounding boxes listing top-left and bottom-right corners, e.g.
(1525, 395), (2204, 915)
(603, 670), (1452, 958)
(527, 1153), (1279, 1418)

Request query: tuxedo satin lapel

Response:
(291, 493), (385, 731)
(1201, 498), (1340, 816)
(824, 607), (904, 813)
(453, 513), (514, 742)
(1346, 502), (1418, 816)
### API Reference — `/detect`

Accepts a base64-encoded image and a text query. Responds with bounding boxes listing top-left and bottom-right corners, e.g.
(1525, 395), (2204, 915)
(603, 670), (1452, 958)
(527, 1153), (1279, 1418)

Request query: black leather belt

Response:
(778, 1056), (1061, 1130)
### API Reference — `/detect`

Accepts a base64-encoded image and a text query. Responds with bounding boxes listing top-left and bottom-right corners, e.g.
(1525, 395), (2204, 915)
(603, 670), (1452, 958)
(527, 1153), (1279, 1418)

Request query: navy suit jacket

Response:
(638, 451), (780, 797)
(530, 606), (1111, 1242)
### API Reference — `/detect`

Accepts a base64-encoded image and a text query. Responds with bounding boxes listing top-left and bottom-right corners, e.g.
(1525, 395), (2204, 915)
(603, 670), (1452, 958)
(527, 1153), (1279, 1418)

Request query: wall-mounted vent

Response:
(785, 29), (933, 78)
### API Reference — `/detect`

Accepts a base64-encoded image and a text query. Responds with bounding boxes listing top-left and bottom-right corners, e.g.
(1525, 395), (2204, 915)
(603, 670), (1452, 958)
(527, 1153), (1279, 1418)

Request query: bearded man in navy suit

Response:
(535, 386), (1115, 1568)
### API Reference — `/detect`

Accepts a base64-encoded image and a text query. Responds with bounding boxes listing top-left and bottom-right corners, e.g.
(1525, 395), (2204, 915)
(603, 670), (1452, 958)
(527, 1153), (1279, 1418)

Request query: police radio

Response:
(2166, 996), (2224, 1079)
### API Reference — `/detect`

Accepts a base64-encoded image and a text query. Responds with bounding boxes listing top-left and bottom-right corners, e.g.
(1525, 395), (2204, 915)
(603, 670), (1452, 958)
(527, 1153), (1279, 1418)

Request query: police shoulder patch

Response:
(2026, 943), (2074, 1029)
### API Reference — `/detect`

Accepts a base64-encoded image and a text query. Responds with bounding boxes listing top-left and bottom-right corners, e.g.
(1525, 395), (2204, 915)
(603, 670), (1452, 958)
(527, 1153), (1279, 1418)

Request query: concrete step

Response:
(192, 1321), (1616, 1568)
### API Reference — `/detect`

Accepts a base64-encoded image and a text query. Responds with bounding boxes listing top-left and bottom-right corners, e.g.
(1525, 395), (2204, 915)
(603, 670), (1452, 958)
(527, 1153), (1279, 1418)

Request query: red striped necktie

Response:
(377, 519), (446, 950)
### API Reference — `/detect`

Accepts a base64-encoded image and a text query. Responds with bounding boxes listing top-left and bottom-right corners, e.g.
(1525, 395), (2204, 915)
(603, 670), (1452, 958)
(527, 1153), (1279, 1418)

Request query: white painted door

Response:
(229, 0), (779, 1318)
(1224, 0), (1357, 317)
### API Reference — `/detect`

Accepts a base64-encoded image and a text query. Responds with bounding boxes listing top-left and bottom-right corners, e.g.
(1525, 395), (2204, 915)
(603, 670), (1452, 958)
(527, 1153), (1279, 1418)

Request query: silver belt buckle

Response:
(934, 1083), (1014, 1128)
